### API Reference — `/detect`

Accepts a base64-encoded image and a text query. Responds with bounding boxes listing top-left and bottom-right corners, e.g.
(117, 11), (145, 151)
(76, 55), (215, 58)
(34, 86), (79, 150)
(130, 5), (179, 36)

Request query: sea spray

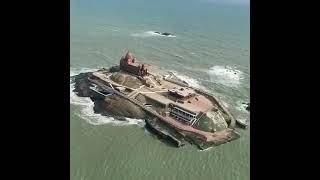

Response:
(208, 66), (244, 87)
(130, 31), (176, 38)
(70, 68), (145, 127)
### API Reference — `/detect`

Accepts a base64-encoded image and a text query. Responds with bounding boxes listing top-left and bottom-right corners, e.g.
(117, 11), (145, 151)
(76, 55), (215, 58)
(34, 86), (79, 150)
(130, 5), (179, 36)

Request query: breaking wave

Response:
(236, 116), (250, 127)
(172, 72), (202, 89)
(70, 67), (98, 77)
(235, 100), (249, 113)
(130, 31), (176, 38)
(208, 66), (244, 87)
(169, 71), (211, 92)
(220, 100), (230, 108)
(70, 67), (145, 127)
(198, 147), (214, 152)
(78, 101), (145, 127)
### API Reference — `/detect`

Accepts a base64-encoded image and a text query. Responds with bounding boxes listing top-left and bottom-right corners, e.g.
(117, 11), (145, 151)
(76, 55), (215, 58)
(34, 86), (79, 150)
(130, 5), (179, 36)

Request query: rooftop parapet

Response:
(168, 87), (195, 99)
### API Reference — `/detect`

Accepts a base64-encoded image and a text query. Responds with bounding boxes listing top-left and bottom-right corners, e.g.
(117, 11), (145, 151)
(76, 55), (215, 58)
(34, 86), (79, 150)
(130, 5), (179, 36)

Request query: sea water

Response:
(70, 0), (250, 179)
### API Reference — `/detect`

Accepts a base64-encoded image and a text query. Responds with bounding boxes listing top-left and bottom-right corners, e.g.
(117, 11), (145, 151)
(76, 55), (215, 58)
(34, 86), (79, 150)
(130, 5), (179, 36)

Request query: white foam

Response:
(70, 67), (145, 127)
(70, 67), (99, 77)
(70, 84), (92, 106)
(237, 117), (248, 123)
(144, 128), (152, 135)
(220, 99), (230, 108)
(130, 31), (176, 38)
(236, 116), (250, 127)
(171, 71), (203, 89)
(198, 147), (214, 152)
(70, 67), (98, 106)
(235, 101), (249, 113)
(78, 100), (145, 127)
(70, 69), (94, 106)
(208, 66), (244, 87)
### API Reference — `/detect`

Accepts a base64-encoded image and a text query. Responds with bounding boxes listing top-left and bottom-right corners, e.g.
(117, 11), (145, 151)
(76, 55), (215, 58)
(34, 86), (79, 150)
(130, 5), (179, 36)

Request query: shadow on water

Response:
(144, 123), (183, 149)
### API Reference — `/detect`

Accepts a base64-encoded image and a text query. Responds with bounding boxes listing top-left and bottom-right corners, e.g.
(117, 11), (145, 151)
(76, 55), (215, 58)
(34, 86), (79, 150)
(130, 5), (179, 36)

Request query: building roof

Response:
(168, 88), (195, 97)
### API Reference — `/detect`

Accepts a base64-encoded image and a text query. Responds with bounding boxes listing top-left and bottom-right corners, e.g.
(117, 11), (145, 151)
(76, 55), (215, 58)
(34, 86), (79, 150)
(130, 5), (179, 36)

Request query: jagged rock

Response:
(154, 31), (173, 36)
(73, 72), (148, 119)
(109, 66), (120, 73)
(73, 72), (93, 97)
(93, 96), (147, 119)
(161, 32), (172, 36)
(241, 102), (250, 112)
(109, 72), (143, 89)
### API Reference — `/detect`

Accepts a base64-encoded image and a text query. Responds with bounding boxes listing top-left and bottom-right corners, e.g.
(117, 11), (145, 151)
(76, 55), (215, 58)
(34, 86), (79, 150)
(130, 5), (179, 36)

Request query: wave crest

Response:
(130, 31), (176, 38)
(208, 66), (244, 87)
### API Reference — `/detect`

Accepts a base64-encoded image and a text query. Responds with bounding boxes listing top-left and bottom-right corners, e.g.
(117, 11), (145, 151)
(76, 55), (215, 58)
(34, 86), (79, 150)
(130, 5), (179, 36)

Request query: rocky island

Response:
(72, 51), (242, 150)
(154, 31), (174, 36)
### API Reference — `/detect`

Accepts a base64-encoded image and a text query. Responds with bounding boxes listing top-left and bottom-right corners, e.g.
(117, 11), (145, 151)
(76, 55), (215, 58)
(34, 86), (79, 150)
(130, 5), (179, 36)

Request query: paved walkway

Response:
(89, 75), (235, 143)
(127, 85), (145, 98)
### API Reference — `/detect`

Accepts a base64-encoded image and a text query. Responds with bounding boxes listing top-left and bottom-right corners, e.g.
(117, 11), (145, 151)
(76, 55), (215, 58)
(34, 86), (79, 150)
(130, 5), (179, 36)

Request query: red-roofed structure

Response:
(120, 51), (148, 77)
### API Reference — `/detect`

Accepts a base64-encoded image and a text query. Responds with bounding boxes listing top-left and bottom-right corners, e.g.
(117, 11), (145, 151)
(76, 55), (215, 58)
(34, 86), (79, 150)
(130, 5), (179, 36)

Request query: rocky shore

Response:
(72, 69), (240, 149)
(73, 72), (149, 120)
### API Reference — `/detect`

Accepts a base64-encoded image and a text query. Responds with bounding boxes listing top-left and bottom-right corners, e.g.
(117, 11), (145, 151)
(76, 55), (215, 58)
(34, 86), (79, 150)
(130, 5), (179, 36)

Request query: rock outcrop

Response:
(154, 31), (174, 36)
(109, 72), (143, 89)
(93, 96), (147, 119)
(73, 72), (93, 97)
(73, 72), (148, 120)
(242, 102), (250, 112)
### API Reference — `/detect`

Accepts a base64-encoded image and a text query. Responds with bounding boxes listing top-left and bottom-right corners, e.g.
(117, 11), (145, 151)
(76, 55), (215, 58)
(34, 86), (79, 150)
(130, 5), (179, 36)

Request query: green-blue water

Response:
(70, 0), (250, 179)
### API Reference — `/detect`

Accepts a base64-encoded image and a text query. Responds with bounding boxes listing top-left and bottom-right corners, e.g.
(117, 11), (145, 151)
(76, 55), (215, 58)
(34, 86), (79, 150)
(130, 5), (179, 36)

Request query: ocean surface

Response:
(70, 0), (250, 179)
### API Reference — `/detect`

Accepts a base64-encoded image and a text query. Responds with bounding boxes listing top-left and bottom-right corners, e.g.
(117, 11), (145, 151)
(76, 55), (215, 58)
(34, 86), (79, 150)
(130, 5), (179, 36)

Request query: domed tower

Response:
(120, 51), (134, 66)
(119, 51), (148, 77)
